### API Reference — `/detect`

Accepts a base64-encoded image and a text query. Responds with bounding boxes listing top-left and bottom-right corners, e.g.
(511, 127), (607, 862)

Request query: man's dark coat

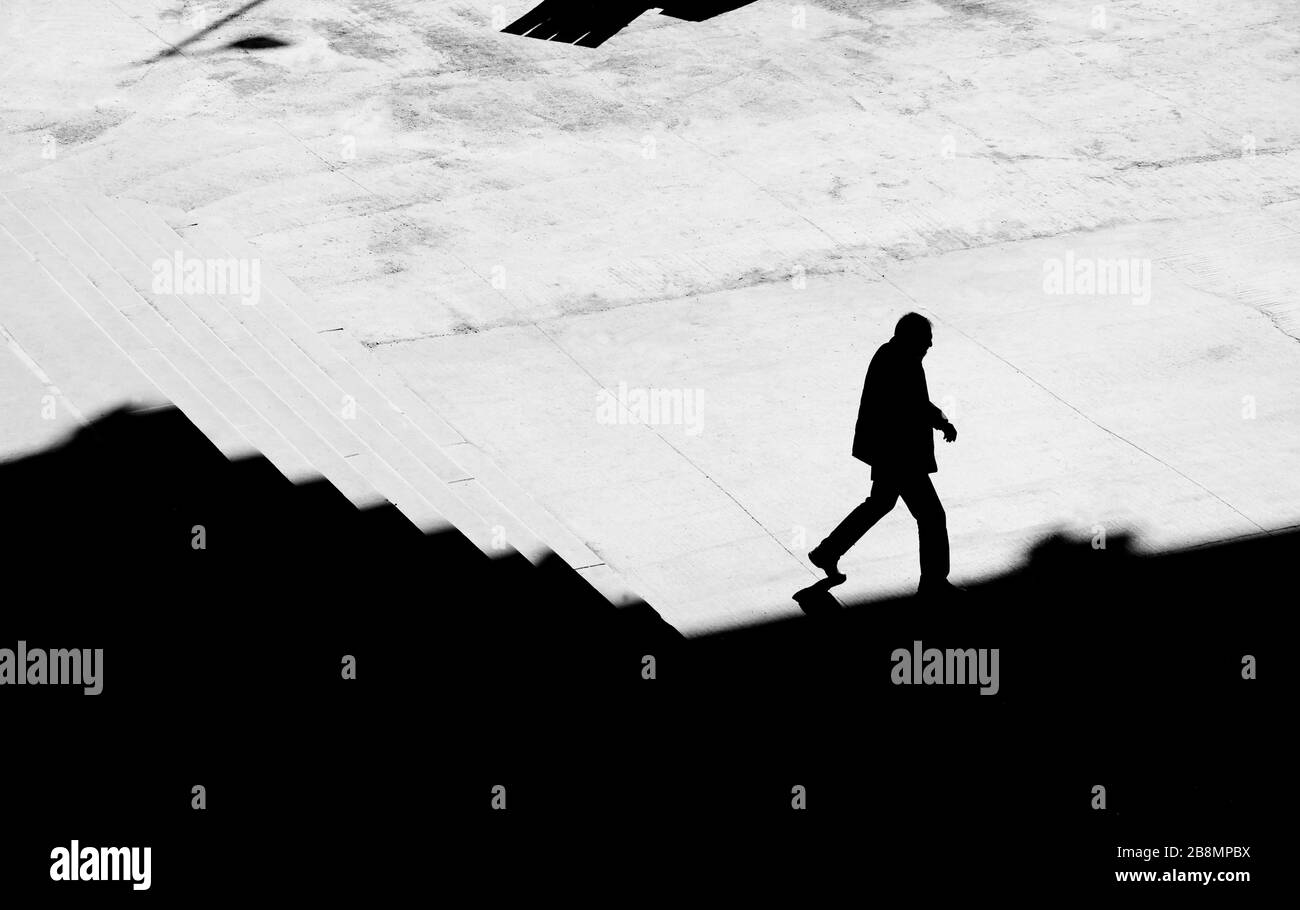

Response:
(851, 338), (948, 478)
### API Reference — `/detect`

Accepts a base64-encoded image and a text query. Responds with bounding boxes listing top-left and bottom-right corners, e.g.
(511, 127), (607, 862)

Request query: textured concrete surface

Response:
(2, 0), (1298, 633)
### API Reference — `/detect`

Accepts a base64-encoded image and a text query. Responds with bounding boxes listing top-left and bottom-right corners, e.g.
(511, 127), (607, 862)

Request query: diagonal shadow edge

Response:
(3, 403), (1282, 691)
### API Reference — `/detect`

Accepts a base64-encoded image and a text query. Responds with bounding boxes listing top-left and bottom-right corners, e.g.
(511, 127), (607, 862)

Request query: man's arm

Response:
(926, 401), (947, 429)
(928, 402), (958, 442)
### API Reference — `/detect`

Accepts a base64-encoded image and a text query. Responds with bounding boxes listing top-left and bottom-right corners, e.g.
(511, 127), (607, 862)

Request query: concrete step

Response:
(120, 211), (512, 545)
(7, 189), (318, 479)
(110, 195), (498, 548)
(22, 190), (305, 472)
(181, 211), (641, 603)
(7, 183), (642, 603)
(183, 211), (650, 603)
(445, 441), (605, 571)
(168, 211), (557, 561)
(170, 218), (466, 448)
(0, 198), (166, 421)
(0, 202), (271, 468)
(74, 190), (438, 521)
(5, 187), (384, 509)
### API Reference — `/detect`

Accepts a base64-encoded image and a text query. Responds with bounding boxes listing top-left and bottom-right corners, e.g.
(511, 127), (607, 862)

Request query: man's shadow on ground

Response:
(792, 575), (845, 617)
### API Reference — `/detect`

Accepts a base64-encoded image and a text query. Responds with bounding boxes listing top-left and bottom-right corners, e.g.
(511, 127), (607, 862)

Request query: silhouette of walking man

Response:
(809, 313), (961, 597)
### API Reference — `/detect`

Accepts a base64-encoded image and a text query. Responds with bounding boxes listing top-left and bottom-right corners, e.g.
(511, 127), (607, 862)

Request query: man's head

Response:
(894, 312), (933, 358)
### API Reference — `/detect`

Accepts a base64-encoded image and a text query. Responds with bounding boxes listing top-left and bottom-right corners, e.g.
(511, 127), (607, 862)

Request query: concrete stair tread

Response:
(170, 212), (644, 597)
(172, 214), (623, 572)
(170, 214), (467, 448)
(576, 564), (643, 609)
(9, 188), (391, 512)
(445, 441), (605, 571)
(122, 212), (488, 501)
(0, 203), (167, 417)
(6, 185), (647, 598)
(67, 190), (467, 525)
(108, 198), (512, 556)
(166, 212), (552, 560)
(129, 348), (260, 462)
(44, 195), (426, 483)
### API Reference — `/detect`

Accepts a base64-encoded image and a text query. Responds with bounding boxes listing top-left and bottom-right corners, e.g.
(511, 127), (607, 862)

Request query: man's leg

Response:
(812, 477), (901, 572)
(898, 474), (950, 585)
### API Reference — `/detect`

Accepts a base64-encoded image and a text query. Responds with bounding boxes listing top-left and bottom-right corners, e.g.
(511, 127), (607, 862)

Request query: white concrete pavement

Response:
(380, 216), (1300, 633)
(2, 0), (1298, 633)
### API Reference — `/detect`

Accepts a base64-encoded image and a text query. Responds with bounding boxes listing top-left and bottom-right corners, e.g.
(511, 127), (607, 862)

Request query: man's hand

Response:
(942, 422), (958, 443)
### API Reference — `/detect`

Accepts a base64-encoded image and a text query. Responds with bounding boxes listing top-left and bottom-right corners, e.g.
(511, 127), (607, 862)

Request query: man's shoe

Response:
(808, 545), (845, 581)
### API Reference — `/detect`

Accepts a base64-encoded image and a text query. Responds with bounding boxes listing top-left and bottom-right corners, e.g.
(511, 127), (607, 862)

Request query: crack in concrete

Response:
(1117, 145), (1299, 171)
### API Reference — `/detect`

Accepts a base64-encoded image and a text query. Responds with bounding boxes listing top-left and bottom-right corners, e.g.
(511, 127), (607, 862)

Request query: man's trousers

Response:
(819, 471), (949, 581)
